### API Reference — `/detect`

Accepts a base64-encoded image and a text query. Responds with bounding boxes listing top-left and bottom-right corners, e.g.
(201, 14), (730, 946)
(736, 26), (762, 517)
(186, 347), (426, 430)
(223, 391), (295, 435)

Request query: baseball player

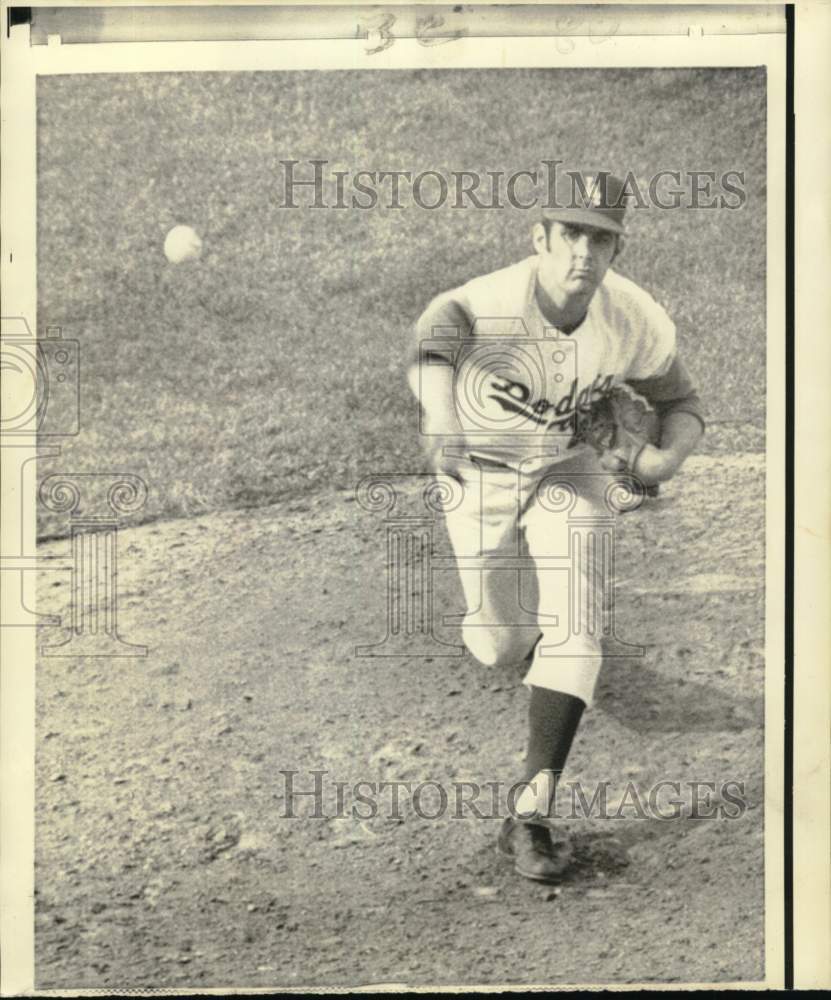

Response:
(408, 172), (705, 882)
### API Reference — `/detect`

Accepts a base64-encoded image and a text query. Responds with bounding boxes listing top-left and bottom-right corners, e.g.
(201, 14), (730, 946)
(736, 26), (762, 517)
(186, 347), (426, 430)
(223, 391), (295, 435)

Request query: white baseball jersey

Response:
(413, 255), (696, 471)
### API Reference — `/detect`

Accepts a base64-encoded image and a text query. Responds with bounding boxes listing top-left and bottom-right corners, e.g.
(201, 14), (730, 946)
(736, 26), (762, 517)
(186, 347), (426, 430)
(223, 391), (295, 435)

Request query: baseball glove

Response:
(571, 386), (661, 474)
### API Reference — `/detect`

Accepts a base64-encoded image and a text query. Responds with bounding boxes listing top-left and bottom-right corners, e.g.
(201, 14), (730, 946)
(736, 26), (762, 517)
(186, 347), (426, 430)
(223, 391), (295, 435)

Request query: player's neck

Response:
(534, 277), (592, 332)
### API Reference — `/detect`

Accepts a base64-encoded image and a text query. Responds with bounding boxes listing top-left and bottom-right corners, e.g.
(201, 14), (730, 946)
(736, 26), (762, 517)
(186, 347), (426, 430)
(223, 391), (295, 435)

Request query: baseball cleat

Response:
(497, 817), (570, 883)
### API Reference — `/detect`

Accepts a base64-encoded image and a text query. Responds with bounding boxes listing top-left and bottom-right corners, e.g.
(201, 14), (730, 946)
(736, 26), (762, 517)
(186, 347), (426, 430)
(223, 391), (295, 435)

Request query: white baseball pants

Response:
(441, 451), (623, 707)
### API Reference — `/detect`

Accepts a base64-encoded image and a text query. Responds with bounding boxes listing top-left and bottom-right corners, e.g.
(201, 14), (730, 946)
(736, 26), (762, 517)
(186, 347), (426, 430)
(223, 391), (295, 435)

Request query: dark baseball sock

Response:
(523, 685), (585, 782)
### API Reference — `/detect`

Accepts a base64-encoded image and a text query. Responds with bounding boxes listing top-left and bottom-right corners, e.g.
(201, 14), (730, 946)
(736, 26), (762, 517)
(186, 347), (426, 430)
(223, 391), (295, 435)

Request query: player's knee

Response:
(463, 626), (533, 669)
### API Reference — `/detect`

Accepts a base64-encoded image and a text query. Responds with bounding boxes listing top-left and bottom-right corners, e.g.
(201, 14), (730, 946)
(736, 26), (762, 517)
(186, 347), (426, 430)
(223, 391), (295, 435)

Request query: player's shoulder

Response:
(457, 256), (537, 317)
(600, 268), (663, 313)
(461, 256), (536, 297)
(598, 268), (675, 332)
(419, 257), (535, 329)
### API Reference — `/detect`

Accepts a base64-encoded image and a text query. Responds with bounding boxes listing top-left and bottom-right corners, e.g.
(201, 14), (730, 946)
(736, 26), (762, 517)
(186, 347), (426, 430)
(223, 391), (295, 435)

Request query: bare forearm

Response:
(660, 409), (705, 467)
(632, 409), (704, 485)
(629, 356), (706, 472)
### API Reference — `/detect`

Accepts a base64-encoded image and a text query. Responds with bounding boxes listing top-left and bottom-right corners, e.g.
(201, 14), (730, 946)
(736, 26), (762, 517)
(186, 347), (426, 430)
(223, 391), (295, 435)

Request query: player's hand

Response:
(600, 444), (681, 485)
(630, 444), (683, 486)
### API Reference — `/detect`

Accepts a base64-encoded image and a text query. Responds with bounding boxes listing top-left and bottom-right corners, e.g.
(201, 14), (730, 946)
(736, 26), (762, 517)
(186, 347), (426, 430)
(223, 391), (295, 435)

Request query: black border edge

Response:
(784, 2), (795, 992)
(6, 6), (31, 38)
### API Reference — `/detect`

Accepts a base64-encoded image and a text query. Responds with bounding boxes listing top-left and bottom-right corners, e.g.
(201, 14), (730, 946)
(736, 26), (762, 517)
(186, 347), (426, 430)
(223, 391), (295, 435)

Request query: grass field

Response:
(36, 67), (766, 534)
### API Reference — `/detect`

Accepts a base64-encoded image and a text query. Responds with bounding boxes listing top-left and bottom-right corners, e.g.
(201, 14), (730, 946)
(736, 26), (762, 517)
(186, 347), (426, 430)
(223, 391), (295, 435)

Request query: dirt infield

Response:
(34, 452), (765, 988)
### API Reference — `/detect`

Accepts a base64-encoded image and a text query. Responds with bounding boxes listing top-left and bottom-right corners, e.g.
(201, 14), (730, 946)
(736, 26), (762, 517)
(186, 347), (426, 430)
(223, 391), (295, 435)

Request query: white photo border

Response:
(0, 1), (809, 993)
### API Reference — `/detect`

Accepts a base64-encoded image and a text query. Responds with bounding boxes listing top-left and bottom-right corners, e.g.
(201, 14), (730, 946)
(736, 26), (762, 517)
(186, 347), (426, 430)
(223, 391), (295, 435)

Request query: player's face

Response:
(535, 221), (618, 301)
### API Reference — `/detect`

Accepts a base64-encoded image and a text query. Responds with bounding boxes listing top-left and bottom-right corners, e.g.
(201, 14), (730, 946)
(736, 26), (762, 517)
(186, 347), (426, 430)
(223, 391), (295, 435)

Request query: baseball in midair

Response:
(164, 224), (203, 263)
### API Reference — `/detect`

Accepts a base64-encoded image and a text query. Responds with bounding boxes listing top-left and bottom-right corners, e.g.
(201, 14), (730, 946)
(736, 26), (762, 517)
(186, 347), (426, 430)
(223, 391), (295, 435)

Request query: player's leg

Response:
(521, 460), (611, 709)
(498, 457), (612, 881)
(496, 683), (585, 881)
(441, 459), (579, 881)
(441, 458), (542, 670)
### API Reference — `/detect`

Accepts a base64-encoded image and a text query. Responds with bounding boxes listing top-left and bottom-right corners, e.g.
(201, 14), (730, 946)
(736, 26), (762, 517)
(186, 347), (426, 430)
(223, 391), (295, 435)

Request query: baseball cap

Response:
(542, 171), (627, 235)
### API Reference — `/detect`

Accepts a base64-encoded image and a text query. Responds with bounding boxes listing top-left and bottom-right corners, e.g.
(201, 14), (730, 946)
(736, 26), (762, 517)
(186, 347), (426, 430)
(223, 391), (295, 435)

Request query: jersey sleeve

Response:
(627, 355), (707, 432)
(408, 291), (473, 371)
